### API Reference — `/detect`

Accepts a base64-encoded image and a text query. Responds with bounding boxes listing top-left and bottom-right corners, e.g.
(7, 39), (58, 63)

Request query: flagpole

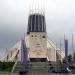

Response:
(60, 40), (61, 62)
(60, 40), (62, 71)
(72, 34), (75, 67)
(72, 34), (73, 58)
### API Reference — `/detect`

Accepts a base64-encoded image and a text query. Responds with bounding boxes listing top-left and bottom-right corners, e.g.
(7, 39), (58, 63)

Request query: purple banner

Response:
(64, 39), (68, 64)
(21, 38), (28, 65)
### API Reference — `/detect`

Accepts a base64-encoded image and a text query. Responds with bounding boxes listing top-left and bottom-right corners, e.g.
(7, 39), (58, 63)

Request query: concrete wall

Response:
(29, 32), (47, 58)
(47, 48), (56, 62)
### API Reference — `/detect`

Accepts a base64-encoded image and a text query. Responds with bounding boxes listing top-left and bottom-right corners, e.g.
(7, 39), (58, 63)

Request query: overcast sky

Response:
(0, 0), (75, 55)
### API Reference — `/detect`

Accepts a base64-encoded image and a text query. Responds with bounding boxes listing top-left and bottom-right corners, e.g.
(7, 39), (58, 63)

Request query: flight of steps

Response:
(48, 62), (57, 73)
(12, 61), (56, 75)
(13, 62), (28, 73)
(27, 61), (49, 75)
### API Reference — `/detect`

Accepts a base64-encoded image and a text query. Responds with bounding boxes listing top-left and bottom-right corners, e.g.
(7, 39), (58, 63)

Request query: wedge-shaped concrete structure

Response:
(0, 13), (65, 62)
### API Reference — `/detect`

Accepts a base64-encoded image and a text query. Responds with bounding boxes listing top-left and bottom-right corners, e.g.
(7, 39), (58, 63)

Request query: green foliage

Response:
(63, 54), (72, 63)
(68, 54), (72, 63)
(73, 53), (75, 62)
(0, 62), (15, 72)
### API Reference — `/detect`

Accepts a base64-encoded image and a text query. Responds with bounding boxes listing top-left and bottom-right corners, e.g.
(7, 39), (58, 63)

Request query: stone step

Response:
(13, 61), (55, 74)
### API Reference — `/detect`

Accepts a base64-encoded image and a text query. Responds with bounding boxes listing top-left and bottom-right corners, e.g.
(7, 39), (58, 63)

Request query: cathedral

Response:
(0, 11), (65, 63)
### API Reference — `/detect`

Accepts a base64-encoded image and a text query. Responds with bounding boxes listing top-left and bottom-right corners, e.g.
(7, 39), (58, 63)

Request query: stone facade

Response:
(29, 32), (47, 59)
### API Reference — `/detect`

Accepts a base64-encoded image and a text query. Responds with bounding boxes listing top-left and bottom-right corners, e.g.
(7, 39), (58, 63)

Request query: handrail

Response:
(11, 60), (18, 73)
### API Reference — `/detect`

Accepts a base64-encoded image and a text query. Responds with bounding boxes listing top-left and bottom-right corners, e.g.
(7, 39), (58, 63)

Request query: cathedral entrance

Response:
(30, 58), (47, 62)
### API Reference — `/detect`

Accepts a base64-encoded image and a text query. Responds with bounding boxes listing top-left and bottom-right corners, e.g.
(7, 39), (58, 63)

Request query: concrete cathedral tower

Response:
(27, 10), (47, 61)
(0, 10), (65, 63)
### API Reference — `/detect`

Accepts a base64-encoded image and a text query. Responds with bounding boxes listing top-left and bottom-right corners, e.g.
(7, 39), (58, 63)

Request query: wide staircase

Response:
(27, 61), (49, 75)
(11, 61), (56, 75)
(11, 61), (28, 73)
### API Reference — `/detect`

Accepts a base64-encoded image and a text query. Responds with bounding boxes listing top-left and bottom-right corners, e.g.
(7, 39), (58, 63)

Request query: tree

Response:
(68, 54), (72, 63)
(73, 53), (75, 62)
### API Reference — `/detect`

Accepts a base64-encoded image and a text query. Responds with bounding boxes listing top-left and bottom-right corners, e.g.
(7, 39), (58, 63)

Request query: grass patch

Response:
(0, 62), (15, 72)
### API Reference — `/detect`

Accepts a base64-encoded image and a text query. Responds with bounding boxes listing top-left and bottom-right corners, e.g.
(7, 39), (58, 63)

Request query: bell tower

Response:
(27, 11), (47, 61)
